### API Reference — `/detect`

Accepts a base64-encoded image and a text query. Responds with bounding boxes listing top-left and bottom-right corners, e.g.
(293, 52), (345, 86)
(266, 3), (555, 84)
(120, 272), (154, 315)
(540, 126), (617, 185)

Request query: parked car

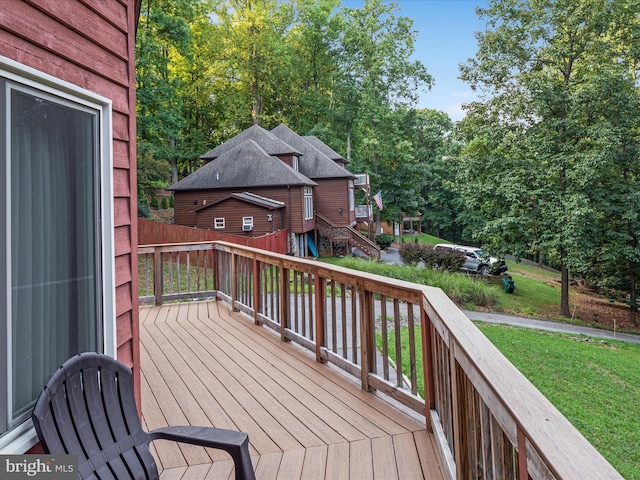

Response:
(434, 244), (507, 275)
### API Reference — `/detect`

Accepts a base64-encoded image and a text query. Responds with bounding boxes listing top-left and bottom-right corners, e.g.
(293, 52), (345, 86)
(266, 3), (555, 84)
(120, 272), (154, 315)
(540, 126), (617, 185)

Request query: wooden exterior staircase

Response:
(314, 212), (381, 260)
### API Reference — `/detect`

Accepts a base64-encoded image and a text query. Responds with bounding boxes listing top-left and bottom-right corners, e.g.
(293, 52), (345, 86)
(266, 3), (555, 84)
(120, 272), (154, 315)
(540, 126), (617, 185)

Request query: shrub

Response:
(150, 195), (160, 209)
(399, 243), (424, 266)
(138, 199), (151, 218)
(432, 249), (465, 272)
(169, 193), (175, 207)
(375, 234), (393, 250)
(161, 196), (169, 209)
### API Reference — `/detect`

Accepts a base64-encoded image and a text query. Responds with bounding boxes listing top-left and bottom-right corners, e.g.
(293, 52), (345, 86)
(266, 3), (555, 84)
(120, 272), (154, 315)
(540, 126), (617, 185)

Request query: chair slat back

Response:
(32, 353), (159, 480)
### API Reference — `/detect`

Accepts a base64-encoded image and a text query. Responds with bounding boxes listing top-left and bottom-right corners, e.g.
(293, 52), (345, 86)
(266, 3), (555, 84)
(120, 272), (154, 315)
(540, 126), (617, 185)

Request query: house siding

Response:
(313, 178), (354, 226)
(196, 199), (283, 235)
(0, 0), (139, 403)
(174, 186), (312, 234)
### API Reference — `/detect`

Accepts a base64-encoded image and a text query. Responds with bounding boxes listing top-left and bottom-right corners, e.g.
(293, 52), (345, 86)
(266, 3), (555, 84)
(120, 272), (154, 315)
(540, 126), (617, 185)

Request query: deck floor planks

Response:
(141, 301), (445, 480)
(164, 313), (315, 453)
(184, 309), (366, 445)
(213, 301), (424, 435)
(393, 432), (427, 479)
(143, 308), (285, 456)
(253, 452), (283, 480)
(170, 312), (331, 450)
(325, 443), (350, 480)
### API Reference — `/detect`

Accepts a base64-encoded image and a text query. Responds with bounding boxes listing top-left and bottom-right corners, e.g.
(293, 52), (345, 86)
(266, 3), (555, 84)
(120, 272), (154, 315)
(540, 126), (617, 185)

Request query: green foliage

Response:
(374, 234), (393, 250)
(397, 242), (423, 265)
(150, 195), (160, 209)
(457, 0), (640, 317)
(169, 194), (175, 207)
(138, 198), (151, 219)
(324, 257), (498, 307)
(161, 196), (169, 209)
(398, 243), (465, 272)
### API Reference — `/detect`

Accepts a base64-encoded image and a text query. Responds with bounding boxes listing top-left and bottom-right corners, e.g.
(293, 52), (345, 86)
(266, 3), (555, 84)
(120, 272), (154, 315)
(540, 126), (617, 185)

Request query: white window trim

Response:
(0, 55), (115, 453)
(304, 187), (313, 220)
(214, 217), (225, 229)
(242, 217), (254, 228)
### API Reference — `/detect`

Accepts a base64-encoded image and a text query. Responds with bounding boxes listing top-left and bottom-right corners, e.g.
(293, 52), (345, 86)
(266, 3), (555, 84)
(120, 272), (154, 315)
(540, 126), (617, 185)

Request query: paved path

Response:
(465, 310), (640, 344)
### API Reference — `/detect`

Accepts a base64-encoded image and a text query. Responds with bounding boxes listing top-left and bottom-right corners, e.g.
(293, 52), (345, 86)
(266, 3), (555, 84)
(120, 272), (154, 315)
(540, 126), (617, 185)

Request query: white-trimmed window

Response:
(242, 217), (253, 231)
(0, 57), (115, 450)
(292, 155), (299, 171)
(348, 180), (355, 211)
(214, 218), (225, 229)
(304, 187), (313, 220)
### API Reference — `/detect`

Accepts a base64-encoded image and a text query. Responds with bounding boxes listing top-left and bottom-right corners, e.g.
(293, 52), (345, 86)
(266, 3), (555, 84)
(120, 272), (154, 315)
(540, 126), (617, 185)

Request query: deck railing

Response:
(138, 241), (622, 480)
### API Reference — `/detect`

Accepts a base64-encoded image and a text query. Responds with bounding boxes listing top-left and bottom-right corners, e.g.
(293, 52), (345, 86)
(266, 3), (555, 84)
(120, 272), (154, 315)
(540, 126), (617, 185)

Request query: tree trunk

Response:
(630, 261), (637, 326)
(560, 254), (570, 318)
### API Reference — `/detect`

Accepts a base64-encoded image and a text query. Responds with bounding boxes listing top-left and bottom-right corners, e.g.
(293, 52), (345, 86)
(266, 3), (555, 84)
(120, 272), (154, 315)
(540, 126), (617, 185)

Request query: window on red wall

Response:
(304, 187), (313, 220)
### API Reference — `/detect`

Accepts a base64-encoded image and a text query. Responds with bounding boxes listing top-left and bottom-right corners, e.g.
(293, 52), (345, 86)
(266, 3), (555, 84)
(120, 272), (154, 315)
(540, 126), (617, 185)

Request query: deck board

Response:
(140, 300), (446, 480)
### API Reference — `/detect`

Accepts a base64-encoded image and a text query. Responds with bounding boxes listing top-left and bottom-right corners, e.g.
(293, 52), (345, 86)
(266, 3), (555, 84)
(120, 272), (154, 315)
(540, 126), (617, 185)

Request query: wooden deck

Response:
(139, 300), (446, 480)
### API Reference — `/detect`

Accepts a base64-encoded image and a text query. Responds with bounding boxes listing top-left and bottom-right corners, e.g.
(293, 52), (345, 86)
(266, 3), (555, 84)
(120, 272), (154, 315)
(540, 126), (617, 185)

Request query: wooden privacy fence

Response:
(138, 241), (622, 480)
(138, 218), (288, 254)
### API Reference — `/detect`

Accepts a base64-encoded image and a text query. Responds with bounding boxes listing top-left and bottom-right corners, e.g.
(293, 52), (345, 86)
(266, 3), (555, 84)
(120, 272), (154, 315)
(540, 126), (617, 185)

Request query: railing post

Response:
(212, 246), (220, 295)
(517, 426), (529, 479)
(231, 251), (238, 311)
(253, 255), (261, 325)
(450, 340), (464, 480)
(420, 304), (435, 431)
(359, 282), (375, 392)
(153, 246), (163, 306)
(314, 269), (326, 363)
(280, 261), (290, 342)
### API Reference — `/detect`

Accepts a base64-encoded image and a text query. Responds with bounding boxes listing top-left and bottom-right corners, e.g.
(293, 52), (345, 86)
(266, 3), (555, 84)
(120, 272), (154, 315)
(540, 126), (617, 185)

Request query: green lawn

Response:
(478, 323), (640, 479)
(382, 324), (639, 479)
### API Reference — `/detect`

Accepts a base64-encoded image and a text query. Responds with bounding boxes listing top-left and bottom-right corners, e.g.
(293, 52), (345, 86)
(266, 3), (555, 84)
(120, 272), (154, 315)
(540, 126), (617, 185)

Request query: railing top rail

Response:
(421, 289), (621, 479)
(139, 241), (219, 256)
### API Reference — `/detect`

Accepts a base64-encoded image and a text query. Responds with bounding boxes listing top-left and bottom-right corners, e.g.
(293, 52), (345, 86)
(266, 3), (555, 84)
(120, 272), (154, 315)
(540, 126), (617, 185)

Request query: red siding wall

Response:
(138, 219), (289, 255)
(195, 199), (283, 235)
(314, 178), (353, 226)
(0, 0), (140, 397)
(174, 186), (313, 233)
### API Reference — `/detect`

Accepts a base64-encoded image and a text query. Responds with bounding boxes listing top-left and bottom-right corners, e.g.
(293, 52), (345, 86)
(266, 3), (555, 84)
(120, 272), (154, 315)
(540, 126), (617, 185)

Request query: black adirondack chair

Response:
(32, 352), (256, 480)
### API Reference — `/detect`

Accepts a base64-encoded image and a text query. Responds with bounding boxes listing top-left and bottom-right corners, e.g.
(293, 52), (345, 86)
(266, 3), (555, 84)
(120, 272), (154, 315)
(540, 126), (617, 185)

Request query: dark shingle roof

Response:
(271, 124), (355, 179)
(170, 139), (316, 191)
(194, 192), (285, 212)
(303, 135), (348, 164)
(200, 124), (302, 160)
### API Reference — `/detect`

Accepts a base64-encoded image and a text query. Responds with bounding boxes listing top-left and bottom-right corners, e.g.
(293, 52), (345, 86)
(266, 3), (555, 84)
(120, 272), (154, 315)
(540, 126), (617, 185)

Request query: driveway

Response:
(465, 310), (640, 344)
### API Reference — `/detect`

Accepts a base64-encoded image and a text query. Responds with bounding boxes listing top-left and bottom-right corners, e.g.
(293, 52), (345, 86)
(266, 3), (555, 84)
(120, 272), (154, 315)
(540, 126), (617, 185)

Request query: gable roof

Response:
(194, 192), (285, 212)
(303, 135), (349, 164)
(200, 124), (302, 160)
(170, 139), (316, 191)
(271, 124), (355, 180)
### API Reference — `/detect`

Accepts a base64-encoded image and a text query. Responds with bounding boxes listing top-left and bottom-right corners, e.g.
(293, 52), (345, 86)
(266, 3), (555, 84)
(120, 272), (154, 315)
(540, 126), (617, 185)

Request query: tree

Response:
(458, 0), (640, 317)
(411, 109), (464, 240)
(136, 0), (195, 187)
(332, 0), (432, 224)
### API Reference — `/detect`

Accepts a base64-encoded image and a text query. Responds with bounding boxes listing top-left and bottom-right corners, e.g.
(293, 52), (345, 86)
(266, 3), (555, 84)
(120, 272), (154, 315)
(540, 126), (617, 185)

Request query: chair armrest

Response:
(148, 426), (255, 480)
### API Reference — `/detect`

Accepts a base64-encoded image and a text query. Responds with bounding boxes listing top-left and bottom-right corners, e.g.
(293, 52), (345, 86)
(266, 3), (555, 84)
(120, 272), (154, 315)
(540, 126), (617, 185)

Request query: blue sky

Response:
(342, 0), (489, 122)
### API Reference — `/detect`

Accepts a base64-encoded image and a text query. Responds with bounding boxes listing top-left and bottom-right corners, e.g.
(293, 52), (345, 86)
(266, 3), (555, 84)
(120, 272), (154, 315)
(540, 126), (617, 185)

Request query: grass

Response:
(493, 260), (562, 318)
(323, 256), (499, 307)
(477, 323), (640, 479)
(397, 233), (445, 245)
(381, 323), (639, 478)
